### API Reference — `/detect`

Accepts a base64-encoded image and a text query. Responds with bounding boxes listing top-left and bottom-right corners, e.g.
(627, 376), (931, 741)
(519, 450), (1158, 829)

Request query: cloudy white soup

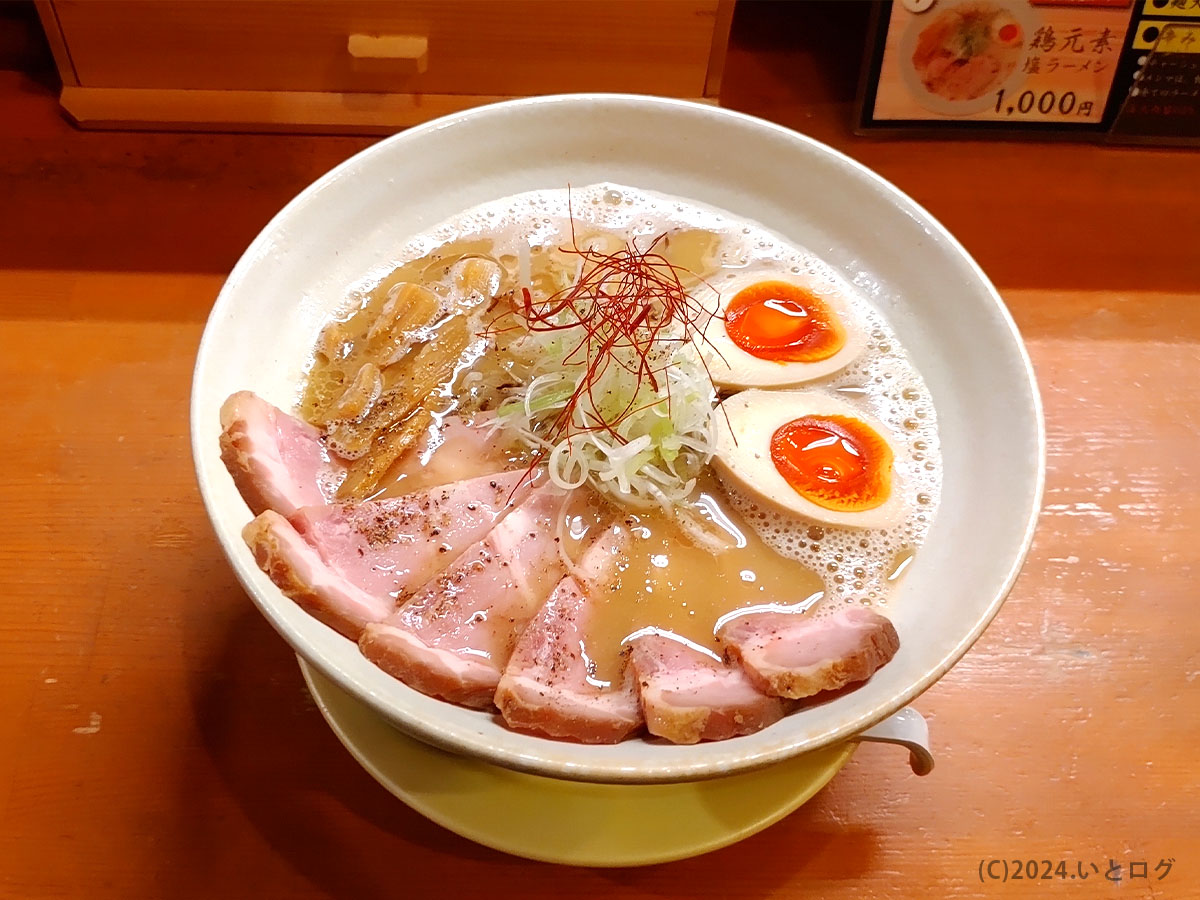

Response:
(219, 183), (941, 744)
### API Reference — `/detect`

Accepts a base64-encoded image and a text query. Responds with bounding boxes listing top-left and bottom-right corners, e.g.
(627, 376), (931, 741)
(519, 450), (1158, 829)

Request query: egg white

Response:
(696, 273), (864, 390)
(712, 389), (908, 530)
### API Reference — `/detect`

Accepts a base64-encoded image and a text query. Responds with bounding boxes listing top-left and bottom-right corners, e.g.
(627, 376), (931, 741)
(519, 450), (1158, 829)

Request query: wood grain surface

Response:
(41, 0), (729, 132)
(2, 4), (1198, 897)
(51, 0), (722, 95)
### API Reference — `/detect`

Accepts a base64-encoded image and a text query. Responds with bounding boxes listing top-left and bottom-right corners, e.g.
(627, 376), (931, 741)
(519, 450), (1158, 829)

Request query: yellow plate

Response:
(299, 658), (856, 867)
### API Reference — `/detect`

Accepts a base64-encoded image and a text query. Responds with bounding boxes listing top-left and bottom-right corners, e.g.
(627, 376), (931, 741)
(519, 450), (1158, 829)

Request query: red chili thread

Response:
(481, 191), (730, 488)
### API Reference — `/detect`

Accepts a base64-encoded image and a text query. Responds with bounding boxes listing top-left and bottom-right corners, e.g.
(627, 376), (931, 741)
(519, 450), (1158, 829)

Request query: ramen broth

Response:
(301, 182), (942, 681)
(559, 480), (826, 685)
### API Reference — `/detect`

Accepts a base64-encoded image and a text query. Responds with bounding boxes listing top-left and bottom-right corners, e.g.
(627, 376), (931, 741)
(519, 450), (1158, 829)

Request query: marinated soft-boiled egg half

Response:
(697, 273), (864, 389)
(713, 389), (907, 530)
(991, 12), (1022, 46)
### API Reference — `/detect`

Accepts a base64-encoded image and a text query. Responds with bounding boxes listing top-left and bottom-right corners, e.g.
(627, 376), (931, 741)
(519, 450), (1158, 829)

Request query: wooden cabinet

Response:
(36, 0), (734, 134)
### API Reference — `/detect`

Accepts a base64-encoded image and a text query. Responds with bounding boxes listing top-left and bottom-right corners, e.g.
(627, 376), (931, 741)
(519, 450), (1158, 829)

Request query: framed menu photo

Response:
(858, 0), (1136, 135)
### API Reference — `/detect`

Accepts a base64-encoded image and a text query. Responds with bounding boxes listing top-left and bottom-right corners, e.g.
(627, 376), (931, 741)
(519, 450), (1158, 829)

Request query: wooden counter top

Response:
(2, 4), (1197, 896)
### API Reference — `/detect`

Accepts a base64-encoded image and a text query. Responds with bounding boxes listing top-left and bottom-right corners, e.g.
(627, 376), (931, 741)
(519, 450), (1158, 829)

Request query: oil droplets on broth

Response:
(554, 477), (827, 686)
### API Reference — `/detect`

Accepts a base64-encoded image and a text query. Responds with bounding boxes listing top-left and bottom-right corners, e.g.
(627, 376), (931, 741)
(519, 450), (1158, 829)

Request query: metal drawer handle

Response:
(347, 34), (428, 73)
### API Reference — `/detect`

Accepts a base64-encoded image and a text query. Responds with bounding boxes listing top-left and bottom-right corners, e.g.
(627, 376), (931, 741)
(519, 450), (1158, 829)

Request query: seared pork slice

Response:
(221, 389), (515, 514)
(387, 412), (514, 495)
(219, 391), (335, 517)
(358, 484), (569, 708)
(718, 607), (900, 699)
(243, 511), (392, 639)
(494, 526), (644, 743)
(627, 633), (787, 744)
(243, 470), (534, 640)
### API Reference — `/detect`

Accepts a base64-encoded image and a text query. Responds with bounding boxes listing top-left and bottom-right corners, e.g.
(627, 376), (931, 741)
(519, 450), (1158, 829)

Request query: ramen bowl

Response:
(191, 95), (1043, 784)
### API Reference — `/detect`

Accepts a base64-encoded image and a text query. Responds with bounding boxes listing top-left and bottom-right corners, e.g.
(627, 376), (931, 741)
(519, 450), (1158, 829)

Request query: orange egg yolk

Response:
(723, 281), (846, 363)
(770, 415), (893, 512)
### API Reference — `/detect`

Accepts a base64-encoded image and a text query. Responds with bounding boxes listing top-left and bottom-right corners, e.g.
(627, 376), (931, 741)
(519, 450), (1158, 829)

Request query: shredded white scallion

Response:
(496, 322), (718, 510)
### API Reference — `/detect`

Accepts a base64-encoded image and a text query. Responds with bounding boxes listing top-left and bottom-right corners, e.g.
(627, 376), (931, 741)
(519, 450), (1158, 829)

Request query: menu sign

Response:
(860, 0), (1134, 132)
(1108, 11), (1200, 141)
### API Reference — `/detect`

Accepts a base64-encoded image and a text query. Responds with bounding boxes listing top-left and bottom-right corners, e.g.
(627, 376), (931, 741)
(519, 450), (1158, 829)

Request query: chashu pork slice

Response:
(387, 411), (515, 495)
(220, 391), (335, 518)
(242, 470), (534, 640)
(220, 390), (516, 515)
(358, 484), (569, 708)
(494, 526), (644, 744)
(718, 607), (900, 700)
(627, 633), (788, 744)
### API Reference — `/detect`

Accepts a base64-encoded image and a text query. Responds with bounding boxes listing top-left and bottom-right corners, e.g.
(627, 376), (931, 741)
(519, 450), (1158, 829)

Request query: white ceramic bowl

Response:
(191, 95), (1044, 784)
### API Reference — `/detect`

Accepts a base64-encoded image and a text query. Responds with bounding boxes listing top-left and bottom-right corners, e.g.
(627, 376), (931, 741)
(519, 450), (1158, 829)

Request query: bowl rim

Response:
(191, 93), (1046, 783)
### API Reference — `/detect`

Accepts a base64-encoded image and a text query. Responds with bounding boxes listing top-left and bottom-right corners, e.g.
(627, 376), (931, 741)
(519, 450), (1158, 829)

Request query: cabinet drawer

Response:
(53, 0), (723, 98)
